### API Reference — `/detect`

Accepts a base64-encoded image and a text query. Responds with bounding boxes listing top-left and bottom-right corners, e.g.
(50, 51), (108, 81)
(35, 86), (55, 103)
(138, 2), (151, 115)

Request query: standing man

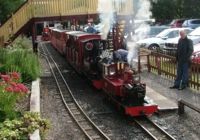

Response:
(170, 30), (193, 90)
(33, 40), (38, 54)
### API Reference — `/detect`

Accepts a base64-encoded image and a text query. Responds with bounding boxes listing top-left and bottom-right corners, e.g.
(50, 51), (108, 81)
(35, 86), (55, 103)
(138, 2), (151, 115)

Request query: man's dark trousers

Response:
(174, 63), (189, 88)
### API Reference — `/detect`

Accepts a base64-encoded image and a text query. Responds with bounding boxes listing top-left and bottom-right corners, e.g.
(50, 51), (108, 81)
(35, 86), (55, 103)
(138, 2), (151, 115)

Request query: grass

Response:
(0, 36), (41, 82)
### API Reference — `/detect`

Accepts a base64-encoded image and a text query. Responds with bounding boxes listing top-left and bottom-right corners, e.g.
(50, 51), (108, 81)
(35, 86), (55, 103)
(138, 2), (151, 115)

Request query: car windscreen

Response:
(156, 29), (171, 38)
(150, 27), (168, 36)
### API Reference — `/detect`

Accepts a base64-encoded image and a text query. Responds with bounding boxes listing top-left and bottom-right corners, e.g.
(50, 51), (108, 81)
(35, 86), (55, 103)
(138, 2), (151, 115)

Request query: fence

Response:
(139, 49), (200, 90)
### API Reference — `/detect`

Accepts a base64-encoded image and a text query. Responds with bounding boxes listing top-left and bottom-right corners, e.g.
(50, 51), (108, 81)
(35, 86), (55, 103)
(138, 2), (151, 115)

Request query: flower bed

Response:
(0, 72), (50, 139)
(0, 72), (28, 120)
(0, 37), (50, 139)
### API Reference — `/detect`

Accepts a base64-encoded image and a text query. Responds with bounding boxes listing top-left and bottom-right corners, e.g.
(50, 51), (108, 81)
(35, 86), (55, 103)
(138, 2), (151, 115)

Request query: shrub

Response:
(0, 112), (50, 140)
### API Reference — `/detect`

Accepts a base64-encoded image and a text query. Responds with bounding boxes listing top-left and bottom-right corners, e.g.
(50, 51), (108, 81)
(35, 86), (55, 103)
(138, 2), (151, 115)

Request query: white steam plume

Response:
(97, 0), (127, 39)
(127, 0), (152, 70)
(98, 0), (126, 40)
(97, 0), (114, 39)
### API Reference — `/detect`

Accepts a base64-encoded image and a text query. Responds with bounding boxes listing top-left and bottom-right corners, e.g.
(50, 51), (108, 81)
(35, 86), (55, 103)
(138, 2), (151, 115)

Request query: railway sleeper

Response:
(73, 111), (81, 115)
(78, 121), (89, 126)
(69, 107), (78, 110)
(67, 103), (76, 107)
(90, 135), (101, 139)
(83, 125), (93, 131)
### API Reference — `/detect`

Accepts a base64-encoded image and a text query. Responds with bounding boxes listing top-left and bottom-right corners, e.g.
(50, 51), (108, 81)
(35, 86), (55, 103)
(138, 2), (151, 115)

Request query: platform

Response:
(141, 71), (200, 111)
(146, 86), (178, 111)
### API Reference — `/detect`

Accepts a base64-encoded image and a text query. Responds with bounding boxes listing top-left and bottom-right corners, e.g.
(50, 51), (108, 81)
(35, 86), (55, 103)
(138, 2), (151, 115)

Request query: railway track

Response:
(40, 43), (110, 140)
(134, 117), (176, 140)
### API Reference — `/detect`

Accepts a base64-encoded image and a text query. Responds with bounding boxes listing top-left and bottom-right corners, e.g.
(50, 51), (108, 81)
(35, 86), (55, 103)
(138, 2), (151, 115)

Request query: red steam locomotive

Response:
(47, 27), (158, 117)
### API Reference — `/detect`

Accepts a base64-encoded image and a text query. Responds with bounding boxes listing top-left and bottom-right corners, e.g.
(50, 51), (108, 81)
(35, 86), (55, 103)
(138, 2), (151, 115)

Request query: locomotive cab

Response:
(102, 62), (144, 99)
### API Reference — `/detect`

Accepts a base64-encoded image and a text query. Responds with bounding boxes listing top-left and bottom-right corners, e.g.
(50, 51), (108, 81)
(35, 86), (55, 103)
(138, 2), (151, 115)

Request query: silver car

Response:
(182, 19), (200, 29)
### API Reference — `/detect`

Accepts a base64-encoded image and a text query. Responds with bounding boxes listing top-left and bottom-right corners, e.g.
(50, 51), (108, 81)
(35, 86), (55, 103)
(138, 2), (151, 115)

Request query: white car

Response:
(188, 26), (200, 44)
(164, 26), (200, 51)
(136, 28), (193, 50)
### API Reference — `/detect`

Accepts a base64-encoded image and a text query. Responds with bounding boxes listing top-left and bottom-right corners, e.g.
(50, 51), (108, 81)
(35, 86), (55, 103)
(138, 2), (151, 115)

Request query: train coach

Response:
(47, 26), (158, 117)
(49, 28), (69, 55)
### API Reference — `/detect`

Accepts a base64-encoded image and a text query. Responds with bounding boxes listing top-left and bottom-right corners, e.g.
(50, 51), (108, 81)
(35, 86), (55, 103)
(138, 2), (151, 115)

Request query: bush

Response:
(0, 112), (50, 140)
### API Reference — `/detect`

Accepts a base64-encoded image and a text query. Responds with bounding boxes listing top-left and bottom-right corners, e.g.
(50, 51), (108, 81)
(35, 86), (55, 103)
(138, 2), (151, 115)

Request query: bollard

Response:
(178, 100), (185, 115)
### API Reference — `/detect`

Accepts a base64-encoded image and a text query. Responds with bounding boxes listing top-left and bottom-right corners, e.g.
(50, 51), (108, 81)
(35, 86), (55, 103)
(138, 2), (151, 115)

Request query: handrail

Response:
(0, 1), (32, 46)
(0, 0), (29, 28)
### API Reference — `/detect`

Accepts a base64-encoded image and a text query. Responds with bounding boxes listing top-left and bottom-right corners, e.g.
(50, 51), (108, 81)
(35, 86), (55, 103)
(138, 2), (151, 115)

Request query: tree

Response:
(179, 0), (200, 18)
(150, 0), (200, 23)
(150, 0), (177, 21)
(0, 0), (25, 25)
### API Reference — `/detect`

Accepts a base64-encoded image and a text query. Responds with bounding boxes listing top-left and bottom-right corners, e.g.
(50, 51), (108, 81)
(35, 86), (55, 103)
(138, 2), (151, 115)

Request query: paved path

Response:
(140, 71), (200, 108)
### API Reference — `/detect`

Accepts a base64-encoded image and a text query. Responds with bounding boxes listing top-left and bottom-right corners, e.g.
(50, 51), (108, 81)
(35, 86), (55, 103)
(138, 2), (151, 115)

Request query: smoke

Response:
(97, 0), (114, 39)
(135, 0), (152, 20)
(127, 0), (152, 70)
(97, 0), (152, 70)
(98, 0), (126, 39)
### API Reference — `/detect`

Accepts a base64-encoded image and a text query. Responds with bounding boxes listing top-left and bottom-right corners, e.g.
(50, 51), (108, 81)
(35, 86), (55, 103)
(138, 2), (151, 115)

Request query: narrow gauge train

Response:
(47, 27), (158, 117)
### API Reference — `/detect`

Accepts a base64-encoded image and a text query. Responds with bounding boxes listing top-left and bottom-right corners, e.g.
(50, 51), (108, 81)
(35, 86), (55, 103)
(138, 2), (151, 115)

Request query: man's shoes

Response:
(178, 86), (186, 90)
(169, 85), (179, 89)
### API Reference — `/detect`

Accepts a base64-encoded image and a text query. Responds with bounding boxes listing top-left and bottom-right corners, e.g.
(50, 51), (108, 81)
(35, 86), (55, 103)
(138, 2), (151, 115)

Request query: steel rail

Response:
(40, 43), (110, 140)
(134, 117), (176, 140)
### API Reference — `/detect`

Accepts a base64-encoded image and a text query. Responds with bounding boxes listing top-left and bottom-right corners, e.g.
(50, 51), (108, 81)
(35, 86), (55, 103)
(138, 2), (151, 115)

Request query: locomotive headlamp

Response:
(109, 66), (116, 75)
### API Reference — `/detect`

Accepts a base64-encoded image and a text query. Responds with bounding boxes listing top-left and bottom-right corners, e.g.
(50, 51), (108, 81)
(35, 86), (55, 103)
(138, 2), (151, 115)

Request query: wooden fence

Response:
(139, 50), (200, 90)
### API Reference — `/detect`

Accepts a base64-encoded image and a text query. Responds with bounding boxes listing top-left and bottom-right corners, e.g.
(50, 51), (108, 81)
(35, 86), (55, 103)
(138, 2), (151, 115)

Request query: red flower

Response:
(0, 72), (29, 95)
(5, 86), (14, 92)
(13, 86), (22, 93)
(10, 72), (20, 81)
(10, 82), (17, 87)
(1, 74), (11, 83)
(17, 83), (29, 93)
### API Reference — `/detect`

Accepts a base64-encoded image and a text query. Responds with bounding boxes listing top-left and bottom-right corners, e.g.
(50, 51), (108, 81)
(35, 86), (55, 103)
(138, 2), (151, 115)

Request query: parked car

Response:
(169, 19), (186, 28)
(134, 25), (169, 40)
(163, 27), (200, 51)
(182, 19), (200, 29)
(192, 43), (200, 63)
(188, 26), (200, 44)
(136, 28), (193, 50)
